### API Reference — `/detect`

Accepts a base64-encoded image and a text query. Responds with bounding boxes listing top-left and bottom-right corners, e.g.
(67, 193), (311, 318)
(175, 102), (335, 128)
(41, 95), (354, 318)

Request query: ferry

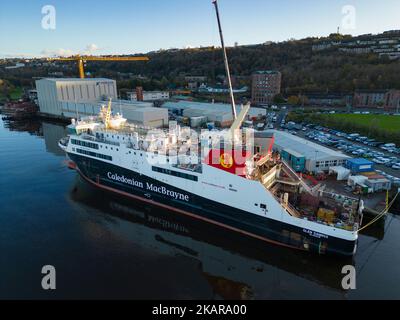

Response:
(58, 0), (363, 256)
(58, 99), (363, 256)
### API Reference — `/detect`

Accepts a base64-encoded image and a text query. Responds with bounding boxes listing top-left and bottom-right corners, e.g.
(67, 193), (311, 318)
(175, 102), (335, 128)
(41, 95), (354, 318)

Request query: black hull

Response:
(68, 153), (357, 256)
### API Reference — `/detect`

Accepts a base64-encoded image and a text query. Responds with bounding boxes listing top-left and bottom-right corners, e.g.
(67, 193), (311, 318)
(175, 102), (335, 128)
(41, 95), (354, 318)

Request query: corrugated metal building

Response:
(60, 100), (168, 128)
(281, 148), (306, 172)
(122, 107), (168, 127)
(346, 158), (375, 173)
(163, 101), (267, 127)
(36, 78), (117, 117)
(267, 130), (350, 173)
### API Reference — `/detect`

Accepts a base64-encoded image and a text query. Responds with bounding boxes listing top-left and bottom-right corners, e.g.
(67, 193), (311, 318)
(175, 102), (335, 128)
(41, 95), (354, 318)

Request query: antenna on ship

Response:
(212, 0), (237, 120)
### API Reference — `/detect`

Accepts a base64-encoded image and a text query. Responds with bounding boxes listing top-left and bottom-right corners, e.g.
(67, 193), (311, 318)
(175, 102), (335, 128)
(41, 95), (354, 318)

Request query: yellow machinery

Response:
(47, 55), (150, 79)
(105, 98), (112, 129)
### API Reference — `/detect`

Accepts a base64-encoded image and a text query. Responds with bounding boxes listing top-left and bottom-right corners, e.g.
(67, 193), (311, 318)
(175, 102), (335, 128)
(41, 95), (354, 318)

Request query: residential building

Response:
(251, 71), (282, 105)
(305, 92), (353, 106)
(353, 89), (400, 109)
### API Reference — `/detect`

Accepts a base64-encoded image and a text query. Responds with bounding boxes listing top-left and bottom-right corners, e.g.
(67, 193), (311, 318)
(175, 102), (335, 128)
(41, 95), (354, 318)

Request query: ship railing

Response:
(270, 186), (358, 230)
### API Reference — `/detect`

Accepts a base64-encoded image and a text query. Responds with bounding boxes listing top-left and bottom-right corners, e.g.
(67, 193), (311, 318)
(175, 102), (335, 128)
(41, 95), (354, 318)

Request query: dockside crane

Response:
(47, 55), (150, 79)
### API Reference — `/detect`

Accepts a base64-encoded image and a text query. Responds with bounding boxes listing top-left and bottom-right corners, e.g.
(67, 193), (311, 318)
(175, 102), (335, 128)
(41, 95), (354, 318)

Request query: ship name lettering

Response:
(146, 183), (189, 202)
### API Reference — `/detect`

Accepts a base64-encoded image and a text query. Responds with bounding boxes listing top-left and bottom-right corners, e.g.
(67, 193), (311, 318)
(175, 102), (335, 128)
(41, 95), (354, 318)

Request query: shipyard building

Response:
(163, 101), (267, 128)
(36, 78), (168, 127)
(36, 78), (117, 117)
(267, 130), (350, 173)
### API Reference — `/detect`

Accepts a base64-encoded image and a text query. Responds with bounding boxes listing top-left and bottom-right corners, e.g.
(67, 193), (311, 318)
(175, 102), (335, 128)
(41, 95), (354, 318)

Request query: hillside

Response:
(2, 32), (400, 95)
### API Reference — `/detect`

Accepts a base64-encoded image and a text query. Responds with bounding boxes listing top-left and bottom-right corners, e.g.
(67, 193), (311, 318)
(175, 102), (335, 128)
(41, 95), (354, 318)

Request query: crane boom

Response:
(47, 55), (149, 78)
(212, 0), (237, 120)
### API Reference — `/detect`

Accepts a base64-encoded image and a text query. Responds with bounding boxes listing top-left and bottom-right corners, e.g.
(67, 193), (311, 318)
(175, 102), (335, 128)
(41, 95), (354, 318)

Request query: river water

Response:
(1, 117), (399, 299)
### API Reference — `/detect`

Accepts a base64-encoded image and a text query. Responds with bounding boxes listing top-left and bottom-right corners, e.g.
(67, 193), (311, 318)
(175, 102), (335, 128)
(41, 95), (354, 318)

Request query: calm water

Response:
(1, 116), (400, 300)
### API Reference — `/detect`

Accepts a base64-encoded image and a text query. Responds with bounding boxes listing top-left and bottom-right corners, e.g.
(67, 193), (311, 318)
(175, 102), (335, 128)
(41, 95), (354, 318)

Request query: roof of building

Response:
(163, 101), (266, 115)
(283, 148), (304, 158)
(366, 178), (390, 184)
(347, 158), (374, 166)
(267, 130), (350, 161)
(38, 78), (115, 82)
(254, 131), (274, 139)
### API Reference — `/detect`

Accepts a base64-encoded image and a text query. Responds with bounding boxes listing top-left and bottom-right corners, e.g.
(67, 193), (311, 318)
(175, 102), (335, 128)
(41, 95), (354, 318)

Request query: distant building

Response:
(36, 78), (117, 117)
(127, 90), (170, 102)
(185, 76), (207, 90)
(162, 101), (267, 128)
(311, 30), (400, 59)
(251, 71), (282, 105)
(353, 89), (400, 109)
(187, 82), (199, 90)
(305, 92), (353, 106)
(185, 76), (207, 82)
(5, 63), (25, 70)
(198, 84), (248, 94)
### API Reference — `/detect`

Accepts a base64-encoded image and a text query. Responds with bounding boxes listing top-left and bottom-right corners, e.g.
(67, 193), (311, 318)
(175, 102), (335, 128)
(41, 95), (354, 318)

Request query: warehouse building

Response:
(60, 100), (167, 128)
(162, 101), (267, 127)
(36, 78), (117, 117)
(121, 106), (168, 127)
(267, 130), (351, 173)
(345, 158), (375, 174)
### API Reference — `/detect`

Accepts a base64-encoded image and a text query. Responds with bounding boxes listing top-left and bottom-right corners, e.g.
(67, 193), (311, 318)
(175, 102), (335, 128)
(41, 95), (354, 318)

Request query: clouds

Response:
(83, 44), (100, 55)
(40, 48), (74, 57)
(40, 44), (101, 57)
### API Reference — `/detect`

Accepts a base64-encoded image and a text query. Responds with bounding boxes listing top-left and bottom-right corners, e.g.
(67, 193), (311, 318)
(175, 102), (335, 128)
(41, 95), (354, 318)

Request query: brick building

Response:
(251, 71), (282, 105)
(353, 89), (400, 110)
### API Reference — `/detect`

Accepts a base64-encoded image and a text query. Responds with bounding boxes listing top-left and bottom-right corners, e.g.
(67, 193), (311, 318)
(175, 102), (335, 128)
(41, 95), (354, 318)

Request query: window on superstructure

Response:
(152, 166), (198, 182)
(71, 139), (99, 150)
(76, 148), (112, 161)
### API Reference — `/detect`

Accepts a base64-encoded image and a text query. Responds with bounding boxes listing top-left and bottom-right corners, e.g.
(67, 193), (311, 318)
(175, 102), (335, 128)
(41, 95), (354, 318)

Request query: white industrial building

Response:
(162, 101), (267, 127)
(127, 91), (170, 101)
(36, 78), (117, 117)
(267, 130), (351, 173)
(36, 78), (168, 127)
(61, 100), (168, 128)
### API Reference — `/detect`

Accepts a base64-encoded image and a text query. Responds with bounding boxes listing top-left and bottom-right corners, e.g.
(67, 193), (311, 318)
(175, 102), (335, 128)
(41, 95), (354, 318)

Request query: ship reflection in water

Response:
(2, 117), (399, 300)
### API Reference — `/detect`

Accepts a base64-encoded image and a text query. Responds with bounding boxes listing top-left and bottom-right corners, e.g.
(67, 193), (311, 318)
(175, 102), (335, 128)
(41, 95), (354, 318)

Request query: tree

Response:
(287, 96), (300, 105)
(273, 94), (286, 104)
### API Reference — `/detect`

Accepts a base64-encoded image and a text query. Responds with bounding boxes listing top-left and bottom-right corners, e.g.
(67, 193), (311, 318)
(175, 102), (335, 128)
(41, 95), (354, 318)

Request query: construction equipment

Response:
(212, 0), (237, 120)
(104, 98), (112, 129)
(47, 55), (149, 79)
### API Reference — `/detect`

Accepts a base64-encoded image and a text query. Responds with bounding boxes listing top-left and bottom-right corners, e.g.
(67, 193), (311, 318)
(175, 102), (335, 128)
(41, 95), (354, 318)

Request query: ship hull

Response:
(68, 153), (357, 256)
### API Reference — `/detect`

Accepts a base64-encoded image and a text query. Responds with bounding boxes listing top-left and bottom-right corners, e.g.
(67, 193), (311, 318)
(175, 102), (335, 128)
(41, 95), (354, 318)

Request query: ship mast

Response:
(212, 0), (237, 120)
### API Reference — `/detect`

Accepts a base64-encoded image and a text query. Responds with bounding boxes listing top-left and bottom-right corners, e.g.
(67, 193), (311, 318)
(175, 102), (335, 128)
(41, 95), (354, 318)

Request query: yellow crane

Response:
(47, 55), (150, 79)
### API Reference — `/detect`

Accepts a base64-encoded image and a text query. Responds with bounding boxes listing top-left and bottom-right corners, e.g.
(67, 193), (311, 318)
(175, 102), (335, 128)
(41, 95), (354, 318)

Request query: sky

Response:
(0, 0), (399, 58)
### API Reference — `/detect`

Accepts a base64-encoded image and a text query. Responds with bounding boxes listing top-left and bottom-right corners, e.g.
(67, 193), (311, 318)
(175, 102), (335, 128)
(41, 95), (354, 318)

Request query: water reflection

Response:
(2, 117), (68, 157)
